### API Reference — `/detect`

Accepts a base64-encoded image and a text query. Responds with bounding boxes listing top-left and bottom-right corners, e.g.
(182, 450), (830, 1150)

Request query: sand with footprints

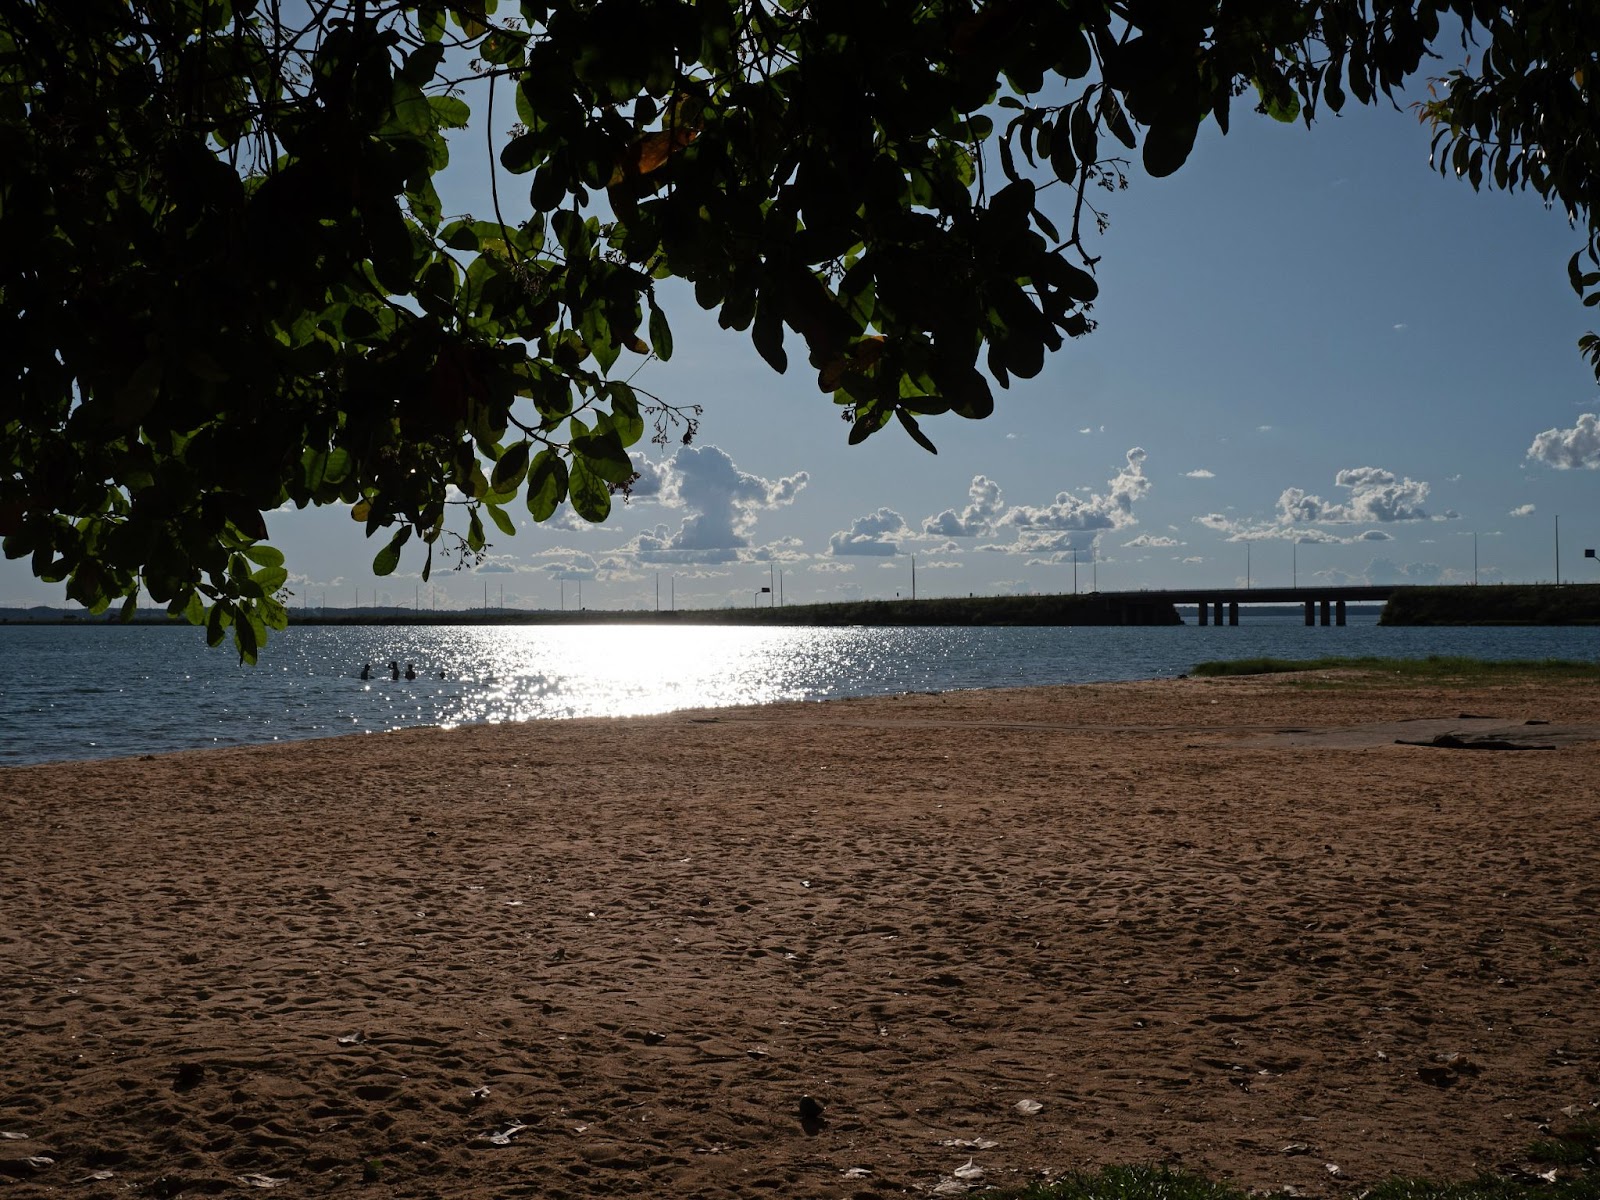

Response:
(3, 674), (1599, 1197)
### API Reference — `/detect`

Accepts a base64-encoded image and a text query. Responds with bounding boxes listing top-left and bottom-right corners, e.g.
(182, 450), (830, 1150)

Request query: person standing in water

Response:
(390, 660), (400, 680)
(360, 662), (371, 680)
(404, 663), (417, 681)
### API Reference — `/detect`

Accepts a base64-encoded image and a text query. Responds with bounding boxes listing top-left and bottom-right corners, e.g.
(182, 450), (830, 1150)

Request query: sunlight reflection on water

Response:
(5, 616), (1599, 765)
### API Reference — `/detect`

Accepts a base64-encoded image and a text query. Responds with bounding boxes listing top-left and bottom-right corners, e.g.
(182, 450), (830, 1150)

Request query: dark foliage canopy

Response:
(2, 0), (1595, 659)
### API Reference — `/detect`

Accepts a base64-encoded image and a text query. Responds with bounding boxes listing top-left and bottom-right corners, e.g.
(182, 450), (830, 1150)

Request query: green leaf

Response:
(571, 415), (634, 485)
(1142, 120), (1198, 178)
(1069, 103), (1098, 169)
(486, 502), (517, 537)
(373, 526), (411, 576)
(568, 457), (612, 522)
(895, 408), (939, 455)
(648, 303), (674, 361)
(206, 601), (230, 648)
(526, 449), (569, 521)
(252, 565), (289, 594)
(491, 440), (531, 492)
(1255, 77), (1301, 124)
(606, 383), (645, 445)
(242, 544), (285, 569)
(752, 304), (787, 372)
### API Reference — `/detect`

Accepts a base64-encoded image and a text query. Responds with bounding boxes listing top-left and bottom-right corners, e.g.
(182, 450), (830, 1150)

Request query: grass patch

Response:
(1190, 655), (1598, 681)
(1529, 1120), (1600, 1169)
(984, 1165), (1600, 1200)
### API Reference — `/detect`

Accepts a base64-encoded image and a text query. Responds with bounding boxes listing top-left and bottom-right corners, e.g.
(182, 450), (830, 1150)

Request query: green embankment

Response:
(1382, 584), (1600, 625)
(987, 1119), (1599, 1200)
(286, 592), (1181, 627)
(1190, 655), (1599, 680)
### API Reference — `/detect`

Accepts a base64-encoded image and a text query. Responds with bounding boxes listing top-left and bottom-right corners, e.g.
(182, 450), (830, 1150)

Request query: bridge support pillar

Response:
(1196, 602), (1208, 626)
(1320, 599), (1331, 626)
(1228, 601), (1239, 626)
(1213, 600), (1224, 625)
(1336, 600), (1346, 626)
(1304, 600), (1315, 626)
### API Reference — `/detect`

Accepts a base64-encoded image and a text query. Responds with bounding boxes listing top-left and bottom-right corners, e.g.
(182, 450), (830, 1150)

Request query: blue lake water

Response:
(3, 615), (1599, 766)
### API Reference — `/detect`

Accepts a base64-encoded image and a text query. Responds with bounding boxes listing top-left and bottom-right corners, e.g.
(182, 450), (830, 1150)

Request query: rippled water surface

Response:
(4, 616), (1599, 765)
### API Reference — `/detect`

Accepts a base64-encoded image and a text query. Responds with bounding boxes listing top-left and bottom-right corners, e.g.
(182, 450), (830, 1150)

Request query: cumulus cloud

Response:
(1000, 447), (1150, 534)
(1510, 503), (1536, 517)
(1193, 511), (1393, 546)
(1527, 413), (1600, 469)
(1124, 534), (1181, 548)
(542, 553), (599, 581)
(1276, 466), (1434, 525)
(1184, 469), (1215, 479)
(922, 475), (1006, 538)
(623, 445), (808, 565)
(628, 456), (671, 499)
(542, 503), (624, 533)
(829, 507), (907, 556)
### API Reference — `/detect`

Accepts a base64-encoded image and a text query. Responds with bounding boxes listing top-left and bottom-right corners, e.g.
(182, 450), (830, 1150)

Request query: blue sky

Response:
(7, 80), (1600, 612)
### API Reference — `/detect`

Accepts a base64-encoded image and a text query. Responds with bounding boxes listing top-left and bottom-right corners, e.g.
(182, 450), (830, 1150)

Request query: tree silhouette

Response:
(2, 1), (1594, 658)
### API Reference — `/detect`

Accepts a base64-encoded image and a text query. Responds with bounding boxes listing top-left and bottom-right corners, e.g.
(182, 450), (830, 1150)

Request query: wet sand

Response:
(3, 674), (1599, 1197)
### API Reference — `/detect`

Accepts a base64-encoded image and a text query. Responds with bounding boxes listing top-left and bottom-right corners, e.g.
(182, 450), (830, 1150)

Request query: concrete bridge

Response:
(1099, 585), (1397, 626)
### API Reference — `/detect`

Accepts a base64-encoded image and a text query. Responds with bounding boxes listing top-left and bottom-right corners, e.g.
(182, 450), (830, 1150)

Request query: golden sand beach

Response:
(3, 675), (1598, 1197)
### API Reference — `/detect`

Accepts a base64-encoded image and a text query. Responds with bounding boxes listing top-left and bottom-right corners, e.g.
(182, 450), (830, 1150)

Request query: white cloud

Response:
(1509, 503), (1536, 517)
(542, 503), (622, 533)
(1184, 469), (1215, 479)
(623, 446), (808, 565)
(922, 475), (1005, 538)
(1276, 466), (1434, 525)
(829, 507), (906, 557)
(1527, 413), (1600, 469)
(542, 553), (599, 581)
(1392, 323), (1408, 331)
(1124, 534), (1181, 548)
(628, 456), (671, 499)
(1000, 447), (1150, 535)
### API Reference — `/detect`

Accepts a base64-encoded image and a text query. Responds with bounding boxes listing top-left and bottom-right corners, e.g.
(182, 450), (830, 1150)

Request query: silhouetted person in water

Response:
(390, 660), (400, 681)
(360, 662), (371, 680)
(404, 662), (417, 681)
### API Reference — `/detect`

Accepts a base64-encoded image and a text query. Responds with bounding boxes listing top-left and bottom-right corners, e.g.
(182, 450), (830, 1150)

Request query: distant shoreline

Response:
(5, 581), (1598, 627)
